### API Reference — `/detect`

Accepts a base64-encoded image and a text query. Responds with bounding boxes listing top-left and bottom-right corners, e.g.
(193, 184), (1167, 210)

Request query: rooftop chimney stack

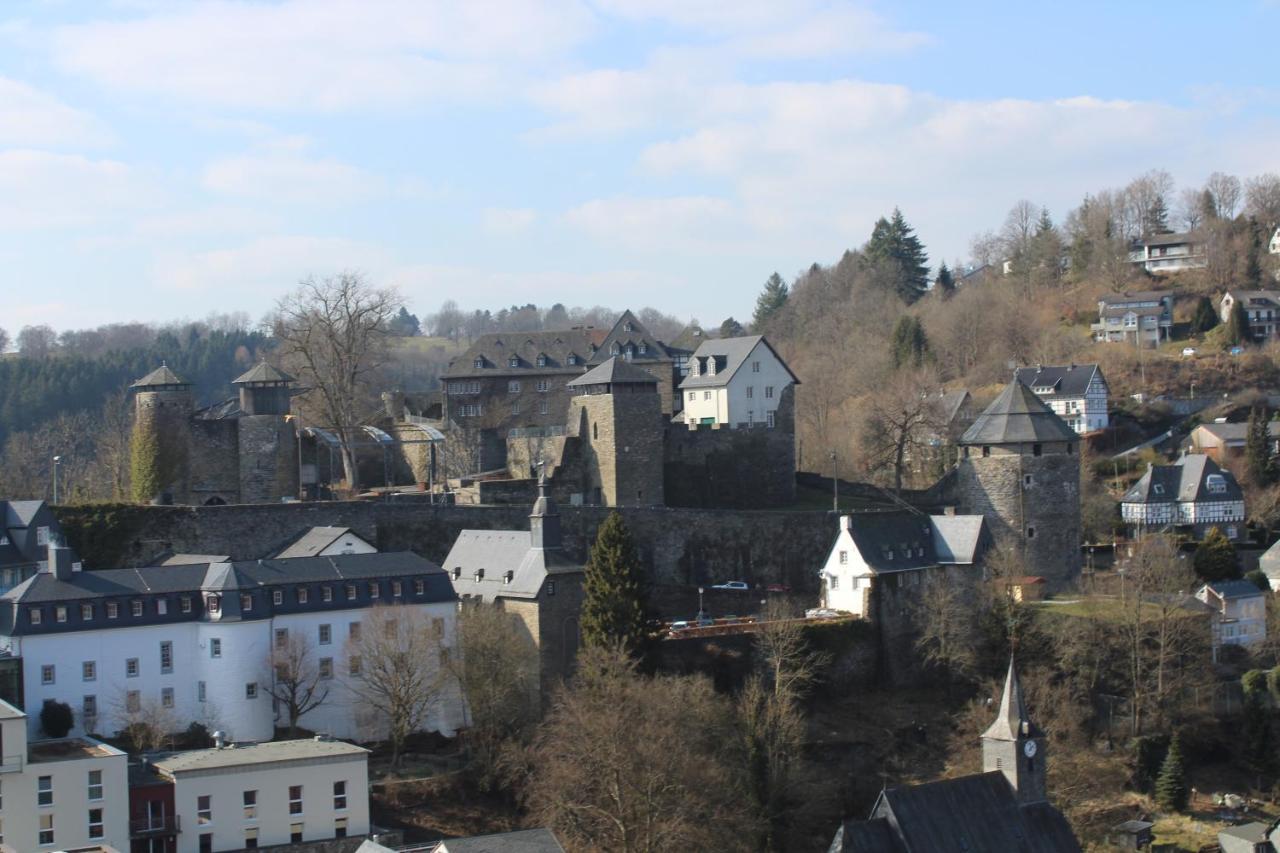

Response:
(47, 538), (74, 581)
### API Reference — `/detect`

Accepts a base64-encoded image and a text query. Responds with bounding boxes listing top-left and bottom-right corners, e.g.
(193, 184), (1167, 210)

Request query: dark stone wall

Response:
(237, 415), (299, 504)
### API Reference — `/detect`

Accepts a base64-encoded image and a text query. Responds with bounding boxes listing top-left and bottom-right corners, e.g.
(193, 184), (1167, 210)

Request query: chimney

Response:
(47, 539), (74, 581)
(943, 505), (957, 516)
(840, 515), (853, 532)
(213, 731), (226, 749)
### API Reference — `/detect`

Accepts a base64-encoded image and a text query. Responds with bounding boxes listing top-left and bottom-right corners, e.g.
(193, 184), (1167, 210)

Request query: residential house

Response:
(1220, 290), (1280, 341)
(1092, 291), (1175, 346)
(139, 736), (370, 853)
(1218, 821), (1278, 853)
(1269, 227), (1280, 256)
(1256, 538), (1280, 592)
(269, 527), (376, 559)
(1189, 420), (1280, 464)
(819, 512), (987, 620)
(828, 660), (1081, 852)
(1129, 231), (1207, 274)
(0, 695), (130, 852)
(1196, 579), (1268, 661)
(1120, 454), (1246, 541)
(678, 335), (799, 428)
(357, 828), (565, 853)
(0, 545), (462, 743)
(1013, 364), (1110, 434)
(1, 501), (81, 595)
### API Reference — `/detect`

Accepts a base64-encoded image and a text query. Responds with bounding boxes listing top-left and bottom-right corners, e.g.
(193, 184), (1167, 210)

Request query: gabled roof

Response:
(666, 324), (709, 354)
(1200, 579), (1266, 600)
(1122, 454), (1243, 504)
(930, 515), (986, 565)
(589, 309), (671, 365)
(960, 380), (1078, 445)
(679, 335), (799, 390)
(271, 526), (372, 559)
(443, 328), (605, 379)
(232, 361), (294, 385)
(443, 530), (580, 602)
(1137, 231), (1202, 248)
(437, 828), (567, 853)
(1098, 290), (1173, 306)
(565, 356), (658, 388)
(1224, 289), (1280, 307)
(834, 512), (939, 575)
(937, 390), (972, 425)
(130, 364), (189, 388)
(1013, 364), (1104, 399)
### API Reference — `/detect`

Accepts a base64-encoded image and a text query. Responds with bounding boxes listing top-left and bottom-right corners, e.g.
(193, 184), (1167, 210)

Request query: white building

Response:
(678, 335), (798, 428)
(1195, 580), (1267, 662)
(269, 527), (377, 559)
(0, 696), (129, 853)
(0, 546), (461, 744)
(1128, 232), (1207, 274)
(1120, 454), (1246, 542)
(146, 736), (369, 853)
(1013, 364), (1109, 435)
(1220, 290), (1280, 341)
(1092, 291), (1175, 346)
(819, 512), (987, 619)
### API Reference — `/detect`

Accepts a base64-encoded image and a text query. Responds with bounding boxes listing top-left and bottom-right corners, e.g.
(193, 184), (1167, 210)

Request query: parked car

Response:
(668, 621), (690, 632)
(765, 583), (791, 593)
(805, 607), (842, 619)
(712, 581), (749, 591)
(1230, 345), (1245, 356)
(1182, 347), (1197, 357)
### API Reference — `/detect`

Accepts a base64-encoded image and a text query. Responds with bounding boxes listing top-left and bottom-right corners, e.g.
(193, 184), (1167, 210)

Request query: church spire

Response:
(981, 656), (1047, 804)
(983, 656), (1034, 741)
(530, 466), (561, 550)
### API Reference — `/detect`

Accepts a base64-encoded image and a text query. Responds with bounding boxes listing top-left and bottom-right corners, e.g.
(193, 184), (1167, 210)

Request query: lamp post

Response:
(697, 586), (705, 619)
(829, 450), (838, 514)
(52, 455), (62, 505)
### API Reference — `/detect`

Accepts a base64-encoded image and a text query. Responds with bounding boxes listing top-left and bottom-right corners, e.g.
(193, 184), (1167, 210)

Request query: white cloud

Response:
(151, 235), (394, 295)
(201, 151), (385, 204)
(0, 149), (159, 229)
(0, 77), (110, 147)
(387, 262), (681, 313)
(564, 195), (747, 252)
(482, 207), (538, 233)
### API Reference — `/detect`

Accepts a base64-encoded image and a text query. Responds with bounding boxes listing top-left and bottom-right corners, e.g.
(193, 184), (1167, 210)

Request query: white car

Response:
(711, 581), (749, 591)
(1182, 347), (1197, 357)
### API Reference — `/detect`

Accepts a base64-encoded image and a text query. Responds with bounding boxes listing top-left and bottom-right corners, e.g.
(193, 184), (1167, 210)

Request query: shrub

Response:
(39, 699), (74, 738)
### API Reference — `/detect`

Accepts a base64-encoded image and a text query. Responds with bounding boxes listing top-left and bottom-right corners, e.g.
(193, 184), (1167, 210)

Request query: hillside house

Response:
(1092, 291), (1174, 346)
(1129, 231), (1207, 274)
(1195, 580), (1267, 661)
(1013, 364), (1109, 434)
(1269, 227), (1280, 255)
(1189, 420), (1280, 464)
(1220, 290), (1280, 341)
(678, 335), (798, 428)
(1256, 539), (1280, 592)
(1, 500), (81, 595)
(1120, 454), (1246, 541)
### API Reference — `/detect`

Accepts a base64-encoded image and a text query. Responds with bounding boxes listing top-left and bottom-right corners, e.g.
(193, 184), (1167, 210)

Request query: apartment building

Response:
(1092, 291), (1174, 347)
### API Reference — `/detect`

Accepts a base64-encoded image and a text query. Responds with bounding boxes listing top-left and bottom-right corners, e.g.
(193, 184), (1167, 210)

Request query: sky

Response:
(2, 1), (1279, 333)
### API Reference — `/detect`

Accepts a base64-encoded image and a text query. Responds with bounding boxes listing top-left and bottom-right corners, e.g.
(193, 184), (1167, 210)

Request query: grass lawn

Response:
(790, 483), (893, 512)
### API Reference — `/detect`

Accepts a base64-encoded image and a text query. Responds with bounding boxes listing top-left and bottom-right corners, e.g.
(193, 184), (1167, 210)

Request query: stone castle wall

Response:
(134, 388), (194, 503)
(188, 419), (241, 505)
(237, 415), (300, 504)
(564, 387), (665, 507)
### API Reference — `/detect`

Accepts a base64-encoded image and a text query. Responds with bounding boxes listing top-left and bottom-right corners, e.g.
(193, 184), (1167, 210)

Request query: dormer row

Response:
(472, 351), (587, 370)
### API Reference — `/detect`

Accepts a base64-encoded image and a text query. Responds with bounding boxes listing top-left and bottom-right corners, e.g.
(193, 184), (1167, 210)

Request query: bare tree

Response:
(429, 299), (464, 343)
(274, 272), (403, 489)
(348, 603), (450, 768)
(858, 369), (943, 492)
(1206, 171), (1243, 220)
(0, 327), (8, 353)
(1123, 170), (1174, 238)
(110, 690), (179, 754)
(266, 632), (329, 737)
(16, 324), (58, 359)
(1001, 200), (1040, 258)
(1177, 186), (1206, 231)
(914, 571), (980, 683)
(1246, 173), (1280, 229)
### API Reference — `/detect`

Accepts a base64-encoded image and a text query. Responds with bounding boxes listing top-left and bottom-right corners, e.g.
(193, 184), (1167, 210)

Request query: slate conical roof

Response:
(131, 364), (190, 389)
(960, 379), (1077, 445)
(982, 657), (1038, 741)
(565, 356), (658, 387)
(232, 361), (295, 385)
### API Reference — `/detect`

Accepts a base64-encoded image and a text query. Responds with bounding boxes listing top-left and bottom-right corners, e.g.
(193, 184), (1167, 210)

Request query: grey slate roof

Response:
(930, 516), (986, 565)
(1101, 304), (1165, 319)
(443, 328), (605, 379)
(679, 335), (798, 389)
(232, 361), (294, 385)
(130, 364), (189, 388)
(983, 659), (1039, 742)
(150, 738), (368, 776)
(1201, 579), (1266, 600)
(444, 530), (580, 602)
(937, 390), (972, 426)
(1013, 364), (1104, 399)
(1122, 454), (1243, 504)
(2, 501), (75, 571)
(271, 526), (372, 558)
(565, 356), (658, 388)
(1098, 290), (1173, 306)
(1138, 231), (1202, 248)
(1225, 289), (1280, 308)
(437, 828), (567, 853)
(1259, 539), (1280, 581)
(843, 512), (940, 574)
(960, 380), (1078, 445)
(588, 309), (671, 366)
(157, 553), (231, 566)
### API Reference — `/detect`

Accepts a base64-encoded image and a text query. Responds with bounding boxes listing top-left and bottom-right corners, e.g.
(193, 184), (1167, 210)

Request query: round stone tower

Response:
(565, 356), (664, 506)
(231, 362), (299, 504)
(956, 378), (1081, 589)
(130, 364), (194, 504)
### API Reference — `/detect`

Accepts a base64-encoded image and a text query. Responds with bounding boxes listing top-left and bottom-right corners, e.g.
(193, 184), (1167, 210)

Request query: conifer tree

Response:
(129, 416), (162, 504)
(865, 208), (930, 304)
(1155, 734), (1188, 812)
(1193, 526), (1240, 582)
(1226, 299), (1252, 346)
(719, 317), (746, 338)
(935, 263), (955, 295)
(890, 316), (930, 369)
(752, 273), (789, 331)
(1144, 194), (1171, 235)
(1190, 296), (1218, 335)
(1246, 405), (1275, 486)
(581, 513), (648, 654)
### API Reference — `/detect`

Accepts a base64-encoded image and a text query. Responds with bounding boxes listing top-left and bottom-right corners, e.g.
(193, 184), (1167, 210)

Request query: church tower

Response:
(982, 658), (1047, 804)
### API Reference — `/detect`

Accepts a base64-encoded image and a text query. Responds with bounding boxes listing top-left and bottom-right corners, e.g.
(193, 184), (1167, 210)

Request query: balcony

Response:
(0, 753), (22, 774)
(130, 815), (181, 837)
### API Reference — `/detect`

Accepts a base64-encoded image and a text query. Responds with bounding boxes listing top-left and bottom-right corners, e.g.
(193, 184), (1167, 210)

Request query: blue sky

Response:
(2, 0), (1277, 332)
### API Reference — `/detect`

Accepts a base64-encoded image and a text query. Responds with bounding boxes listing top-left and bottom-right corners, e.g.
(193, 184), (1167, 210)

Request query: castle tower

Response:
(565, 357), (664, 506)
(530, 471), (562, 550)
(982, 658), (1048, 804)
(231, 362), (299, 504)
(130, 364), (194, 504)
(956, 379), (1081, 589)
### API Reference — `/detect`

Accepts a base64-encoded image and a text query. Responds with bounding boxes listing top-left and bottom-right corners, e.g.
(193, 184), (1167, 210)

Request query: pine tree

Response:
(1190, 296), (1219, 335)
(1226, 299), (1252, 346)
(752, 273), (789, 331)
(1242, 684), (1276, 785)
(890, 316), (930, 369)
(865, 208), (931, 304)
(935, 263), (955, 295)
(719, 317), (746, 338)
(130, 416), (162, 504)
(1144, 194), (1171, 235)
(1155, 734), (1189, 812)
(1036, 208), (1054, 234)
(580, 513), (648, 654)
(1246, 405), (1275, 486)
(1193, 527), (1240, 582)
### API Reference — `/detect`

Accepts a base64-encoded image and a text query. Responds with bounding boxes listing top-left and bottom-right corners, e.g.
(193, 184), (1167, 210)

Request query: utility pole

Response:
(829, 450), (838, 513)
(52, 455), (62, 505)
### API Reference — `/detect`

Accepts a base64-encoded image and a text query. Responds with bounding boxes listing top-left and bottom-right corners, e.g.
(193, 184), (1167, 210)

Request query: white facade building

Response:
(1013, 364), (1109, 435)
(1128, 232), (1207, 274)
(0, 548), (461, 744)
(678, 336), (798, 428)
(1121, 454), (1247, 542)
(1220, 290), (1280, 341)
(148, 737), (370, 853)
(1195, 580), (1267, 662)
(0, 697), (129, 853)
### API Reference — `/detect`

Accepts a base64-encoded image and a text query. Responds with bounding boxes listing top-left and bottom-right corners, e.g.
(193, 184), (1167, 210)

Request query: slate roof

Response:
(437, 828), (567, 853)
(443, 328), (605, 379)
(1225, 289), (1280, 308)
(1013, 364), (1104, 399)
(1100, 304), (1167, 319)
(1259, 539), (1280, 580)
(667, 324), (710, 353)
(149, 738), (368, 776)
(1219, 821), (1270, 843)
(1138, 231), (1202, 248)
(444, 530), (580, 602)
(930, 515), (986, 565)
(983, 658), (1039, 742)
(2, 501), (75, 572)
(565, 356), (659, 388)
(960, 380), (1078, 445)
(157, 553), (231, 566)
(1098, 290), (1173, 306)
(840, 511), (940, 574)
(1201, 579), (1266, 600)
(1192, 421), (1280, 446)
(232, 361), (294, 385)
(271, 526), (372, 558)
(1122, 454), (1243, 504)
(130, 364), (189, 388)
(937, 390), (972, 425)
(679, 335), (799, 389)
(588, 309), (671, 365)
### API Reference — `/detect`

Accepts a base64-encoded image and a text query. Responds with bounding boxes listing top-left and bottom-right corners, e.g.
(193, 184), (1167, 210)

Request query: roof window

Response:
(504, 570), (514, 585)
(536, 354), (547, 367)
(1206, 473), (1228, 494)
(474, 569), (484, 582)
(509, 356), (520, 368)
(473, 357), (484, 369)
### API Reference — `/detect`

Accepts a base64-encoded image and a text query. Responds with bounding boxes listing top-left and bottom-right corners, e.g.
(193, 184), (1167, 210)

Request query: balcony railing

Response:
(130, 815), (180, 837)
(0, 754), (23, 773)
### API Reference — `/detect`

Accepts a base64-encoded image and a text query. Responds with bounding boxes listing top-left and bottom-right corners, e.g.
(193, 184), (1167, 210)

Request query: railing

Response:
(130, 815), (180, 836)
(0, 754), (22, 774)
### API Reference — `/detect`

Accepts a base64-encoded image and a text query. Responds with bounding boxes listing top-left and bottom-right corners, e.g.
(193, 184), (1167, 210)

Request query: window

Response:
(132, 600), (144, 617)
(319, 658), (333, 680)
(369, 582), (380, 600)
(568, 353), (578, 365)
(349, 622), (362, 641)
(40, 664), (54, 685)
(106, 602), (118, 619)
(746, 386), (753, 398)
(289, 785), (303, 815)
(432, 617), (445, 639)
(703, 390), (711, 400)
(200, 834), (213, 853)
(83, 695), (97, 720)
(349, 655), (362, 676)
(319, 624), (332, 645)
(981, 446), (991, 458)
(126, 690), (140, 713)
(509, 355), (519, 367)
(38, 775), (52, 806)
(1027, 526), (1036, 539)
(55, 606), (66, 624)
(243, 789), (257, 819)
(197, 795), (212, 824)
(765, 386), (774, 399)
(244, 827), (259, 849)
(298, 587), (309, 604)
(290, 824), (303, 844)
(752, 361), (760, 373)
(241, 594), (253, 611)
(537, 354), (548, 367)
(80, 604), (92, 620)
(39, 814), (53, 846)
(322, 586), (333, 603)
(335, 817), (348, 838)
(36, 526), (49, 546)
(508, 380), (521, 393)
(198, 681), (207, 702)
(160, 641), (173, 673)
(392, 580), (402, 597)
(1032, 443), (1043, 457)
(766, 411), (775, 429)
(688, 391), (695, 401)
(161, 687), (174, 708)
(334, 780), (347, 810)
(473, 357), (484, 369)
(829, 576), (839, 590)
(839, 550), (848, 565)
(1207, 474), (1228, 494)
(1023, 474), (1033, 487)
(344, 583), (357, 600)
(29, 607), (41, 625)
(87, 770), (102, 801)
(206, 596), (220, 614)
(87, 807), (104, 839)
(415, 579), (425, 595)
(539, 399), (549, 415)
(474, 569), (484, 583)
(181, 596), (192, 613)
(245, 682), (257, 699)
(272, 590), (283, 605)
(592, 423), (598, 440)
(546, 580), (556, 596)
(537, 379), (550, 392)
(275, 628), (289, 649)
(210, 639), (221, 658)
(512, 400), (521, 415)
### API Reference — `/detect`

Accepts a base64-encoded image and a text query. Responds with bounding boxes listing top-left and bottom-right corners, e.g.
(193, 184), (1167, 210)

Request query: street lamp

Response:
(697, 586), (705, 619)
(52, 456), (62, 505)
(829, 450), (838, 514)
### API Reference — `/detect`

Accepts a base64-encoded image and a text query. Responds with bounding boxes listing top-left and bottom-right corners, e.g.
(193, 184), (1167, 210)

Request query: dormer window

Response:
(452, 567), (461, 581)
(624, 321), (634, 332)
(207, 595), (221, 614)
(708, 358), (717, 376)
(639, 342), (647, 354)
(473, 358), (484, 369)
(509, 356), (520, 368)
(537, 354), (548, 367)
(568, 354), (578, 365)
(474, 569), (484, 582)
(1152, 484), (1165, 495)
(504, 570), (514, 585)
(611, 343), (620, 355)
(1207, 474), (1228, 494)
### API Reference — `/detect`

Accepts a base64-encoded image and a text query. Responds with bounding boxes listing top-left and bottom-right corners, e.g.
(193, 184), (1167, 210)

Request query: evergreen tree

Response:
(889, 316), (930, 369)
(1193, 527), (1240, 582)
(1246, 229), (1264, 288)
(1036, 208), (1054, 234)
(1226, 299), (1252, 346)
(864, 208), (931, 304)
(752, 273), (789, 331)
(129, 416), (162, 504)
(1155, 734), (1189, 812)
(1190, 296), (1219, 335)
(719, 317), (746, 338)
(1144, 194), (1171, 235)
(1246, 405), (1275, 486)
(580, 513), (648, 654)
(1242, 677), (1276, 784)
(388, 307), (421, 336)
(935, 263), (955, 295)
